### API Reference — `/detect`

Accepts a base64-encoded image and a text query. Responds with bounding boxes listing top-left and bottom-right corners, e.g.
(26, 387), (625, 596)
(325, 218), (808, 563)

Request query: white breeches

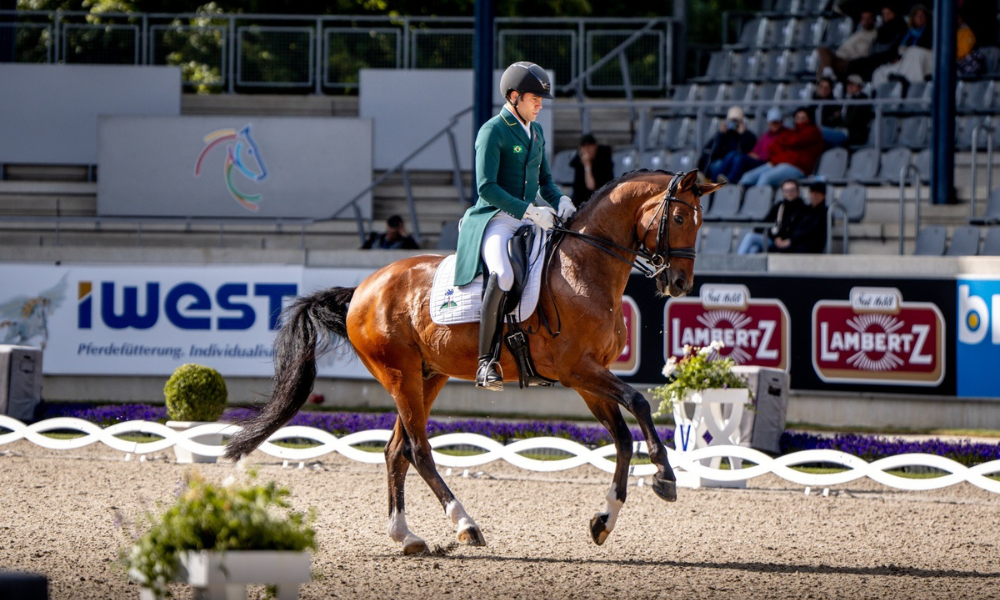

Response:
(481, 211), (528, 292)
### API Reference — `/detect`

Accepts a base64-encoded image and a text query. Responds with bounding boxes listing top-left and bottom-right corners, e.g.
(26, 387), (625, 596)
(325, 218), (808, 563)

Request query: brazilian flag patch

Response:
(513, 145), (523, 153)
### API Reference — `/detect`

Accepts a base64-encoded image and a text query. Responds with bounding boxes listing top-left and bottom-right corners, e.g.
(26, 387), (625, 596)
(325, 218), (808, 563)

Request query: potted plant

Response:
(164, 363), (228, 463)
(651, 341), (750, 418)
(127, 471), (316, 600)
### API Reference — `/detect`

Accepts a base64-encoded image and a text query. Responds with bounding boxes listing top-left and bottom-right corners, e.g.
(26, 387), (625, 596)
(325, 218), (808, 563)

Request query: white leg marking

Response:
(387, 509), (425, 548)
(602, 486), (625, 533)
(445, 499), (479, 533)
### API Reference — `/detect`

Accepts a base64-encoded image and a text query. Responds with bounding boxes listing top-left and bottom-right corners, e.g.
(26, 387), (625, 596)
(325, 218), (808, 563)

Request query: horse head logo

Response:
(0, 275), (67, 349)
(195, 124), (269, 212)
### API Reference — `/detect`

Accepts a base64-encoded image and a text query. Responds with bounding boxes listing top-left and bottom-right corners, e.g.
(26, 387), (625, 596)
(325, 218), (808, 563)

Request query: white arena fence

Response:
(2, 416), (999, 494)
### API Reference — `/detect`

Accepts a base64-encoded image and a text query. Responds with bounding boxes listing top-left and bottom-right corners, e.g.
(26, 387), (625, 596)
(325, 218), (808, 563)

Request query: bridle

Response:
(551, 170), (702, 279)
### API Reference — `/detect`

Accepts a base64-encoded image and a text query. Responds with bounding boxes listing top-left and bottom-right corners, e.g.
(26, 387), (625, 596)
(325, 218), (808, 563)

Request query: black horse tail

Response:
(224, 286), (355, 462)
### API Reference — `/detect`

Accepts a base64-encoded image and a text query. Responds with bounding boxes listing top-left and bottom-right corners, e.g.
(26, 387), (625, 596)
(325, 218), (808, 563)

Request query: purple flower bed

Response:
(27, 403), (1000, 465)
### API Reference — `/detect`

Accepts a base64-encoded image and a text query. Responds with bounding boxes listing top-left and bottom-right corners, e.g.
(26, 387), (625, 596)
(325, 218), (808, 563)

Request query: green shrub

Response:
(126, 471), (317, 599)
(163, 363), (228, 422)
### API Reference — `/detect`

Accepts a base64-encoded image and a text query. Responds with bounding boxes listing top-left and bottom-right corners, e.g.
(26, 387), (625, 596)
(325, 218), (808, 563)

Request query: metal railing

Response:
(898, 164), (923, 255)
(1, 10), (673, 95)
(826, 203), (849, 255)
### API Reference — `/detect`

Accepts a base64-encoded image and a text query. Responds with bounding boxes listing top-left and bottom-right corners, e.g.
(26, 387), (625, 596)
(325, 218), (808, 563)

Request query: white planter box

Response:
(673, 387), (751, 489)
(138, 550), (311, 600)
(165, 420), (223, 464)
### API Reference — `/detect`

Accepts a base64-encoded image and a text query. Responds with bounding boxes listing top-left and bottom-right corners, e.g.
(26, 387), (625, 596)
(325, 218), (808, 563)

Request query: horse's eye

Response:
(674, 215), (684, 224)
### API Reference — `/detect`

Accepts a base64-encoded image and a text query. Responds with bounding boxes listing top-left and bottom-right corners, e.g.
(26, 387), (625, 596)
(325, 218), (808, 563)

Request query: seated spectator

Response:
(569, 133), (614, 207)
(957, 8), (986, 77)
(737, 179), (806, 254)
(817, 9), (878, 81)
(712, 108), (787, 183)
(775, 181), (829, 254)
(738, 108), (823, 188)
(699, 106), (757, 180)
(811, 77), (848, 147)
(871, 4), (934, 86)
(847, 3), (908, 82)
(361, 215), (420, 250)
(842, 74), (874, 147)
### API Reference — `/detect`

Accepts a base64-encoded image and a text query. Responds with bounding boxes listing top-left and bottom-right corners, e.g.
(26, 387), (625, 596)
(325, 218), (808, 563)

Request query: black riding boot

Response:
(476, 273), (507, 391)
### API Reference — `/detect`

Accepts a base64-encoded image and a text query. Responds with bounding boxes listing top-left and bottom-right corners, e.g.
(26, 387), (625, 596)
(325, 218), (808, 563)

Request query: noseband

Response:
(552, 170), (701, 279)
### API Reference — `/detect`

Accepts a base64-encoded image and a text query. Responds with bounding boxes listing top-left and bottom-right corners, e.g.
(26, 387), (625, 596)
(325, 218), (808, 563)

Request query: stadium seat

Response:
(946, 226), (981, 256)
(956, 79), (993, 114)
(978, 46), (1000, 77)
(955, 116), (991, 151)
(914, 148), (931, 185)
(814, 147), (849, 183)
(970, 188), (1000, 225)
(801, 0), (830, 15)
(639, 149), (668, 171)
(612, 148), (638, 178)
(666, 149), (697, 173)
(913, 226), (947, 256)
(845, 147), (880, 182)
(895, 116), (930, 149)
(866, 115), (899, 148)
(835, 184), (867, 222)
(734, 185), (774, 221)
(692, 51), (732, 83)
(819, 16), (853, 48)
(982, 227), (1000, 256)
(704, 185), (742, 221)
(551, 149), (576, 186)
(702, 226), (734, 254)
(663, 117), (698, 150)
(897, 81), (932, 115)
(874, 147), (913, 185)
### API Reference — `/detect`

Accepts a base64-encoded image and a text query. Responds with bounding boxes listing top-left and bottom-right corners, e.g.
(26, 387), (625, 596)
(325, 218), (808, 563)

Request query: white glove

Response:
(556, 196), (577, 220)
(523, 204), (556, 231)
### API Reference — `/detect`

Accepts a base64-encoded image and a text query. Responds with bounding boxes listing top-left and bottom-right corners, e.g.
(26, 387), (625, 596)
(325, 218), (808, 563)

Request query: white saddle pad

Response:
(430, 230), (547, 326)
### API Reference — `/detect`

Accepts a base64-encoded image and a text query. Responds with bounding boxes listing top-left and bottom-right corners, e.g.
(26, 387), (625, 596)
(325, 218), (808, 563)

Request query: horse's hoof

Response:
(589, 513), (610, 546)
(457, 525), (487, 547)
(402, 539), (428, 555)
(653, 476), (678, 502)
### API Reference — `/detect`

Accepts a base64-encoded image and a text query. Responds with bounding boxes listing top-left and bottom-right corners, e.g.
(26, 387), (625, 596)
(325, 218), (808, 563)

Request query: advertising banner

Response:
(0, 264), (376, 378)
(956, 278), (1000, 397)
(98, 116), (373, 219)
(664, 284), (790, 371)
(610, 296), (640, 376)
(812, 287), (945, 386)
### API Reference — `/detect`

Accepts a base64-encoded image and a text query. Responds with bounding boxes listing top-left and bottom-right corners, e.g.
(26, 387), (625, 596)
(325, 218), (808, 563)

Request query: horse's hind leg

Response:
(385, 418), (428, 555)
(381, 369), (486, 550)
(580, 395), (633, 546)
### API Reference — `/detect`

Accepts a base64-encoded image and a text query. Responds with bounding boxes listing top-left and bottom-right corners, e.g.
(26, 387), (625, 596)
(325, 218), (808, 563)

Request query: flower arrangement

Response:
(126, 471), (317, 599)
(163, 363), (228, 423)
(651, 341), (749, 417)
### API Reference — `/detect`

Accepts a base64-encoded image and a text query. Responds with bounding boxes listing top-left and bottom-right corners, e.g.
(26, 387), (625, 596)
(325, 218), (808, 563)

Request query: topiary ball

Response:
(164, 363), (228, 422)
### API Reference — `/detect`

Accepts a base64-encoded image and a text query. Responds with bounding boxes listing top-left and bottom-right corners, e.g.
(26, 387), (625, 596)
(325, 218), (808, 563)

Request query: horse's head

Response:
(230, 125), (268, 182)
(637, 171), (723, 297)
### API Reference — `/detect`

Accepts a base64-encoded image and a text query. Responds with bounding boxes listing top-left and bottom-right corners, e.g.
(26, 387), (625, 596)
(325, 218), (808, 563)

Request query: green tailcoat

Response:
(453, 107), (564, 287)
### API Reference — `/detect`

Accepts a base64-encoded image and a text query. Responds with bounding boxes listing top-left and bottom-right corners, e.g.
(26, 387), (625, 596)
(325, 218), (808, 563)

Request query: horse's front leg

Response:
(571, 363), (677, 503)
(579, 396), (633, 545)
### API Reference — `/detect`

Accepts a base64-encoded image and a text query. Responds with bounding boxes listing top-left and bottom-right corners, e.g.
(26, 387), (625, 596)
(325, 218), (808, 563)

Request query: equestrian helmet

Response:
(500, 61), (553, 100)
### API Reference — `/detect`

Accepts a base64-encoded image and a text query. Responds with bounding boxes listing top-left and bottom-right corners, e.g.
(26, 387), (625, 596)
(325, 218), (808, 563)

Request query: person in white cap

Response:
(699, 106), (757, 181)
(711, 107), (789, 184)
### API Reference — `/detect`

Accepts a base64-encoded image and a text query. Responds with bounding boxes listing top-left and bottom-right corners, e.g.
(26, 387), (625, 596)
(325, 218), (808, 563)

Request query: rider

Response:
(454, 61), (577, 391)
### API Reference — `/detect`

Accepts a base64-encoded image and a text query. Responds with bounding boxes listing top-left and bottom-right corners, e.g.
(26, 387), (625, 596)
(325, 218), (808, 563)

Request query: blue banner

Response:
(957, 279), (1000, 398)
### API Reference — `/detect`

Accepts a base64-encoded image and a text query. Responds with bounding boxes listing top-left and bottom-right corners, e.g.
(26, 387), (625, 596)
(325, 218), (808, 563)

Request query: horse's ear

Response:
(698, 182), (725, 197)
(679, 170), (699, 189)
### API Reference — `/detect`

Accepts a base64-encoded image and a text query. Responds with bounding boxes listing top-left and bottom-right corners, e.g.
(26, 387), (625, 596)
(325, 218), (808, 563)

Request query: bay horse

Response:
(224, 169), (721, 553)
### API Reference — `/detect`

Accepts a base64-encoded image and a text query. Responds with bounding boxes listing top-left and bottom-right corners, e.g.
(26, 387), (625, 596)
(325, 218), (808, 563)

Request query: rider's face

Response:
(512, 92), (544, 122)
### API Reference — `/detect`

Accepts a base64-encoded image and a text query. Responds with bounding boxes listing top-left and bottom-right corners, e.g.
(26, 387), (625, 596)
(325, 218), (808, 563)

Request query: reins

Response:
(529, 171), (702, 338)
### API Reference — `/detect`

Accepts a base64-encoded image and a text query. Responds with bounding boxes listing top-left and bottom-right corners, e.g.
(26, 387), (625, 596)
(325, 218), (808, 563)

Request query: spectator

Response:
(569, 133), (614, 207)
(737, 179), (806, 254)
(775, 181), (829, 254)
(847, 3), (908, 82)
(361, 215), (420, 250)
(842, 74), (874, 147)
(811, 77), (848, 147)
(738, 108), (823, 188)
(712, 108), (788, 184)
(699, 106), (757, 180)
(871, 4), (934, 86)
(817, 9), (878, 81)
(957, 9), (986, 77)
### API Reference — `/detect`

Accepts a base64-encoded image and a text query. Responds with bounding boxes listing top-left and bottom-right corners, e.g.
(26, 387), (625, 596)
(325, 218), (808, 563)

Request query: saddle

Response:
(492, 224), (557, 389)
